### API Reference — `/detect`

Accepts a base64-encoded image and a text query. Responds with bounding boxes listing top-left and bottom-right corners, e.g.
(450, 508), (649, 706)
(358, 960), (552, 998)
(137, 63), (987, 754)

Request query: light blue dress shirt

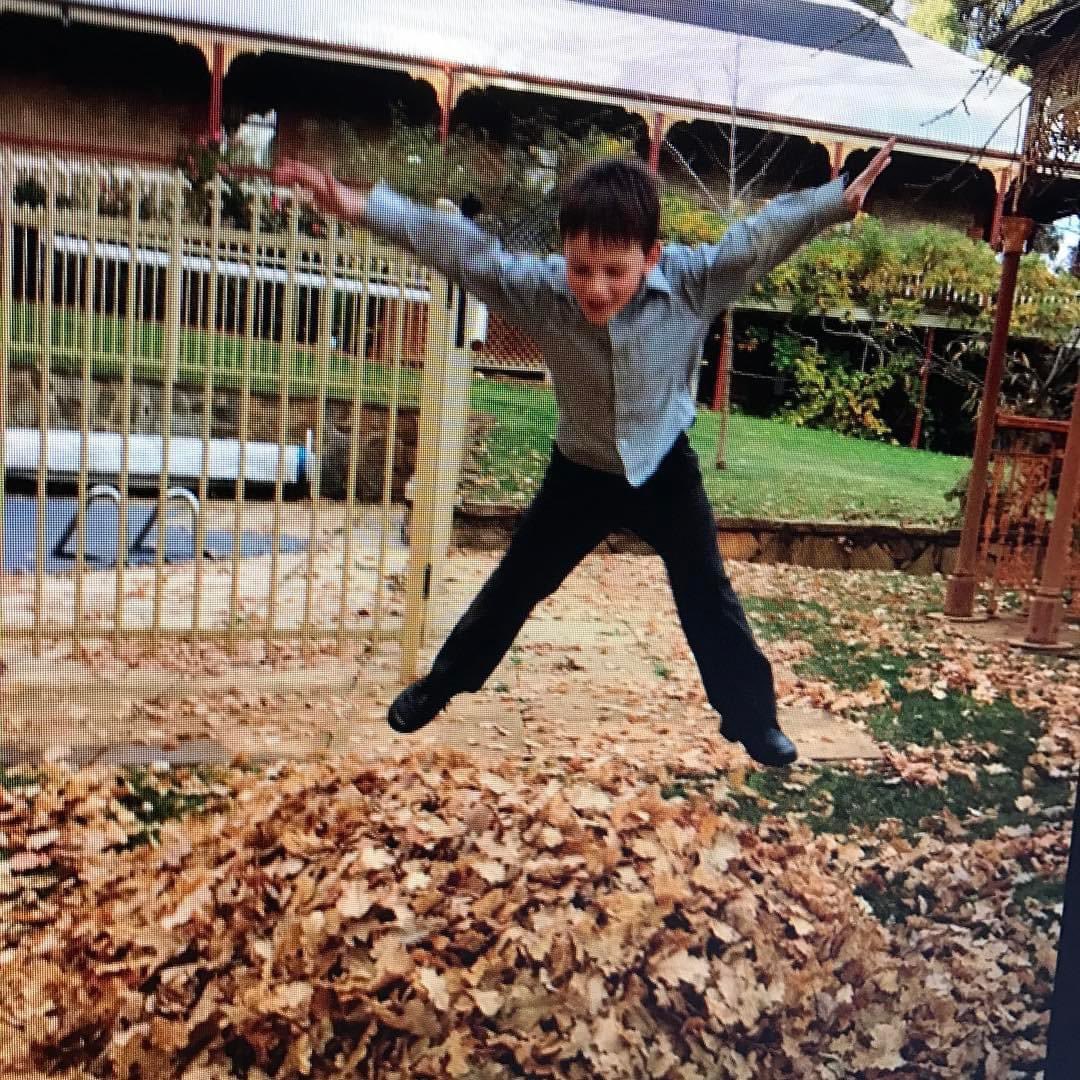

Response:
(362, 176), (853, 487)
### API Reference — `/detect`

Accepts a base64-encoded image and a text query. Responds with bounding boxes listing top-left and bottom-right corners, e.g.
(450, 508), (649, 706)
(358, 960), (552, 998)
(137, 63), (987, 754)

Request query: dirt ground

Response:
(0, 507), (886, 773)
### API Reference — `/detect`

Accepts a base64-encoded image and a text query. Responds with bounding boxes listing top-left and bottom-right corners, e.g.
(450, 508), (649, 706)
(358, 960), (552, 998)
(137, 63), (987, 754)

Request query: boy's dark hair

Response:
(558, 157), (660, 251)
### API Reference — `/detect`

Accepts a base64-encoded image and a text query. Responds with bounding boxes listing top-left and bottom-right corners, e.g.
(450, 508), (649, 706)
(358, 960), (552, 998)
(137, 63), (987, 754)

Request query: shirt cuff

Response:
(359, 182), (409, 236)
(810, 174), (856, 227)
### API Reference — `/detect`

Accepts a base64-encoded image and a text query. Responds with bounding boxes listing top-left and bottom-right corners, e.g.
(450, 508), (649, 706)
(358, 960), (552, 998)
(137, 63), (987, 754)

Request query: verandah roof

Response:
(11, 0), (1032, 162)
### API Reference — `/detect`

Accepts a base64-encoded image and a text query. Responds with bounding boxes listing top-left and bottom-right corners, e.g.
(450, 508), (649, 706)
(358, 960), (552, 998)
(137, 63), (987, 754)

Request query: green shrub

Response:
(772, 332), (917, 440)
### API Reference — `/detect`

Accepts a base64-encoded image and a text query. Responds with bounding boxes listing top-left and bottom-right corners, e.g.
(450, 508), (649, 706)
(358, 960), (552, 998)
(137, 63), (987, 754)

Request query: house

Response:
(1, 0), (1076, 424)
(2, 0), (1066, 240)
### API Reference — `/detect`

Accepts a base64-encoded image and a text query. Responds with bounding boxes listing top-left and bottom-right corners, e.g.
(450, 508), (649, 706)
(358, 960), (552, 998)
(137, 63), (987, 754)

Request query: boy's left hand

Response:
(273, 158), (368, 223)
(842, 137), (896, 214)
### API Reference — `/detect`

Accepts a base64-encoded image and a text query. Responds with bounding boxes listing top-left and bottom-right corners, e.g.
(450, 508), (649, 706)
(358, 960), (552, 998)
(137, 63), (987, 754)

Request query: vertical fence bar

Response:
(266, 200), (298, 645)
(259, 272), (276, 389)
(227, 201), (260, 654)
(422, 282), (475, 658)
(0, 149), (13, 641)
(185, 229), (201, 383)
(337, 242), (371, 654)
(981, 448), (1011, 616)
(32, 159), (57, 657)
(372, 258), (407, 641)
(105, 180), (120, 370)
(192, 174), (222, 632)
(57, 174), (70, 385)
(113, 164), (140, 645)
(301, 221), (335, 648)
(225, 262), (241, 384)
(150, 174), (184, 651)
(400, 268), (454, 682)
(72, 162), (99, 650)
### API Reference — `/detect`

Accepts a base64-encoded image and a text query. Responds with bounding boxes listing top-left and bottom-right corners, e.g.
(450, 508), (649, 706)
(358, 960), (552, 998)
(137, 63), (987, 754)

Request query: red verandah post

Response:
(910, 326), (934, 449)
(944, 216), (1034, 618)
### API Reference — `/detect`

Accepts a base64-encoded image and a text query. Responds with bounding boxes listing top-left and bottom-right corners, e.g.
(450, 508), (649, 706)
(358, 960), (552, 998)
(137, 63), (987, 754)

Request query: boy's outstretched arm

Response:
(674, 138), (896, 320)
(272, 159), (554, 333)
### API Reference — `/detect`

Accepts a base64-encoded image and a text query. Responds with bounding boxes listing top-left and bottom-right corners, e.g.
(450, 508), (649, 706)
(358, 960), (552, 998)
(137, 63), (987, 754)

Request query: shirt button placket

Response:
(606, 328), (625, 475)
(608, 324), (624, 442)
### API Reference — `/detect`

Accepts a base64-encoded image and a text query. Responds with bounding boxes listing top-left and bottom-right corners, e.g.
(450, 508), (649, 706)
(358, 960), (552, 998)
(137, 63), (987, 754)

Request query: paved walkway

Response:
(1, 545), (883, 772)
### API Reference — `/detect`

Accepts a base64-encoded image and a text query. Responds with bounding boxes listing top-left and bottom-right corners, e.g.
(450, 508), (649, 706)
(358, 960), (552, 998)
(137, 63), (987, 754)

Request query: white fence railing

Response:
(1, 150), (473, 683)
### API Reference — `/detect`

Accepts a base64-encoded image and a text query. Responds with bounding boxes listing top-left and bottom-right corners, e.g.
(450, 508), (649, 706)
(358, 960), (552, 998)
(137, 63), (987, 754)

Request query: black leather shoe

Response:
(722, 723), (798, 767)
(387, 677), (451, 734)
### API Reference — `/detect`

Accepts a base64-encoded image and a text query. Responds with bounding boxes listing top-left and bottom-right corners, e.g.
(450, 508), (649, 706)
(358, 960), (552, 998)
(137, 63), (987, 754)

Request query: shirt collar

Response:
(643, 263), (673, 296)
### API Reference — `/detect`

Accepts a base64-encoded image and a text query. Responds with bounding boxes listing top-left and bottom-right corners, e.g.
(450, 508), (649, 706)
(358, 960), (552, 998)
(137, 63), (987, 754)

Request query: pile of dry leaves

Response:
(0, 745), (1066, 1079)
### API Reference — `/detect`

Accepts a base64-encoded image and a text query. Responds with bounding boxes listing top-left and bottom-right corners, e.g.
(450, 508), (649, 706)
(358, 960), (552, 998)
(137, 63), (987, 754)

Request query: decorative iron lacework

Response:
(1024, 33), (1080, 174)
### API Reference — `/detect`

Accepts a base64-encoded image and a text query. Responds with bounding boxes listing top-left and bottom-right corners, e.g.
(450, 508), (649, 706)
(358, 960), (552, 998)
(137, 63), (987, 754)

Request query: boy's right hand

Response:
(272, 158), (367, 224)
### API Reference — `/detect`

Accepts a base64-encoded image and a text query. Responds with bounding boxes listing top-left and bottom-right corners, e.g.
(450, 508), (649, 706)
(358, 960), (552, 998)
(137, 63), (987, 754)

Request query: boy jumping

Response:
(275, 137), (894, 767)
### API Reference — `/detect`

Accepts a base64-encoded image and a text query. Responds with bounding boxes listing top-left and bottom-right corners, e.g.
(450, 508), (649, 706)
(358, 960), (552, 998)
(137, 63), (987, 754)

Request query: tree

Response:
(906, 0), (968, 49)
(901, 0), (1066, 58)
(952, 0), (1064, 53)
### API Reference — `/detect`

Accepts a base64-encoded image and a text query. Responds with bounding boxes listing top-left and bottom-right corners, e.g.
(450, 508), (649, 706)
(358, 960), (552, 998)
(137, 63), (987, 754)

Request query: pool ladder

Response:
(51, 484), (211, 566)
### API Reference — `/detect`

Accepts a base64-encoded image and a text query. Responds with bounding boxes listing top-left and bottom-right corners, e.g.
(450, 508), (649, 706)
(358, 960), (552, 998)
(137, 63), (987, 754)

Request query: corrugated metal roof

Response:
(578, 0), (914, 66)
(27, 0), (1032, 158)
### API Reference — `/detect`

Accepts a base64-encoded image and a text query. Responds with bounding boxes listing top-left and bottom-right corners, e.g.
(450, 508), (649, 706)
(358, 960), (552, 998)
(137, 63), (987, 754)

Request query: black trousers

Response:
(426, 432), (777, 736)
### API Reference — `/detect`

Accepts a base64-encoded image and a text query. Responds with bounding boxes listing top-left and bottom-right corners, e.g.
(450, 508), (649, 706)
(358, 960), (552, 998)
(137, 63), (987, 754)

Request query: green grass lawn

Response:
(6, 303), (422, 407)
(6, 302), (969, 526)
(469, 377), (970, 527)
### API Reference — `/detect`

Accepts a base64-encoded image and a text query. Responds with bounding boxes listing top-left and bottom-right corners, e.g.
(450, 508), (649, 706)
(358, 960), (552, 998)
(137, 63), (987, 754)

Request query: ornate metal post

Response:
(944, 216), (1034, 618)
(1022, 376), (1080, 644)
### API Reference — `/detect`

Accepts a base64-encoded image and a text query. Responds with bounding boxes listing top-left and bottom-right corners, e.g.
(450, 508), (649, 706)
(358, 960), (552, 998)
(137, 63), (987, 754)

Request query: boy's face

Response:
(563, 233), (662, 326)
